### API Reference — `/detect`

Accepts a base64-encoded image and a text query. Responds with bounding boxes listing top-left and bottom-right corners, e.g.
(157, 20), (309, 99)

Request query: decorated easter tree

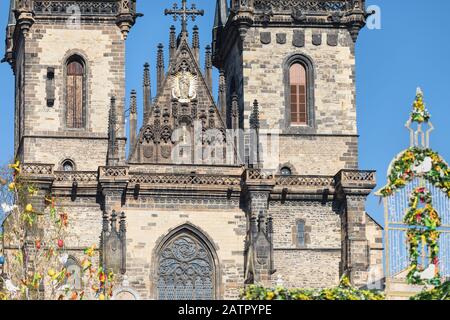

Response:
(0, 162), (115, 300)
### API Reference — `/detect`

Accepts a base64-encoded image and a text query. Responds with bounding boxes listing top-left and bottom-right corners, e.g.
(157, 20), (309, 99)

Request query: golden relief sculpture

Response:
(171, 70), (198, 103)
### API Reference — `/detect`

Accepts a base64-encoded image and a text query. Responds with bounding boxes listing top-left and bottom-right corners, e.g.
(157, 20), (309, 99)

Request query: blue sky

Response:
(0, 0), (449, 225)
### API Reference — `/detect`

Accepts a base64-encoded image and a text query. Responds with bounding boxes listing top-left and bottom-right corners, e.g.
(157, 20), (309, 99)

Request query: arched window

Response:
(156, 231), (216, 300)
(289, 63), (307, 125)
(66, 56), (85, 128)
(62, 159), (75, 171)
(65, 257), (82, 291)
(280, 167), (292, 176)
(285, 55), (315, 129)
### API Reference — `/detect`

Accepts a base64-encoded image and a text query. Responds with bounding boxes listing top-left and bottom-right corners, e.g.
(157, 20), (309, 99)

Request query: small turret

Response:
(157, 44), (165, 95)
(129, 90), (138, 152)
(143, 63), (152, 121)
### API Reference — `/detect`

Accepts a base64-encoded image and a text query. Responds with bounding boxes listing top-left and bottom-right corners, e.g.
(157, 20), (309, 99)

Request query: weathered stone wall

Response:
(123, 197), (246, 300)
(366, 213), (384, 288)
(277, 135), (358, 175)
(19, 20), (126, 170)
(58, 197), (104, 249)
(269, 201), (341, 288)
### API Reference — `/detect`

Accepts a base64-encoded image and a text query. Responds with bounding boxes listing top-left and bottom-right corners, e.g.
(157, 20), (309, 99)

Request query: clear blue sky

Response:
(0, 0), (449, 225)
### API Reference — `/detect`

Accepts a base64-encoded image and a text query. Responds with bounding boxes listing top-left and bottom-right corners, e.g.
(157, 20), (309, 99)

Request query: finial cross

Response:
(164, 0), (204, 35)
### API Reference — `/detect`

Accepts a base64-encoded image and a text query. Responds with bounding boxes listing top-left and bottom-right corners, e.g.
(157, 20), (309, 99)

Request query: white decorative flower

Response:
(5, 279), (19, 294)
(1, 203), (17, 214)
(413, 157), (432, 174)
(59, 253), (69, 265)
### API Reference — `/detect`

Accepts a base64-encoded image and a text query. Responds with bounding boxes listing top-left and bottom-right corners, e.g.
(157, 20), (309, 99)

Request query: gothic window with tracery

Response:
(157, 233), (215, 300)
(66, 56), (86, 129)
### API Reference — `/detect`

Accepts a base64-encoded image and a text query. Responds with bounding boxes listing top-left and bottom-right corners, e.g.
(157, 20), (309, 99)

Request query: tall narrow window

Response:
(66, 57), (85, 128)
(296, 220), (306, 247)
(289, 63), (307, 125)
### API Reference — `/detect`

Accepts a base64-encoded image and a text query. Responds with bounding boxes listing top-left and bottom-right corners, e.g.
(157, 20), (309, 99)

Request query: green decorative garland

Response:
(404, 187), (441, 229)
(406, 228), (440, 285)
(241, 277), (384, 301)
(411, 281), (450, 300)
(378, 147), (450, 197)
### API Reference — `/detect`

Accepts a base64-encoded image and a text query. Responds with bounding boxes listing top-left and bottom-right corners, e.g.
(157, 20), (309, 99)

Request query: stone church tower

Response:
(3, 0), (383, 300)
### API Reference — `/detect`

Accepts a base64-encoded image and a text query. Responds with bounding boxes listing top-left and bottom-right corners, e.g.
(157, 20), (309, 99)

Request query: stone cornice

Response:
(19, 164), (376, 201)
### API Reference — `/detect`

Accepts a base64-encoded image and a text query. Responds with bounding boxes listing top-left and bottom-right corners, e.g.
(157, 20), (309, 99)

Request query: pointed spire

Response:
(143, 63), (152, 120)
(157, 44), (165, 95)
(129, 90), (137, 152)
(250, 99), (260, 130)
(219, 69), (227, 122)
(231, 94), (239, 129)
(130, 89), (137, 114)
(214, 0), (229, 30)
(250, 100), (261, 169)
(231, 93), (240, 164)
(119, 211), (127, 274)
(110, 210), (118, 232)
(8, 0), (16, 26)
(169, 25), (177, 60)
(192, 25), (200, 61)
(107, 96), (118, 166)
(205, 45), (213, 91)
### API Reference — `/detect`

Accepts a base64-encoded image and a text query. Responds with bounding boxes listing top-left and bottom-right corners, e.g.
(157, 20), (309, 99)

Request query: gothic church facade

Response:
(3, 0), (383, 299)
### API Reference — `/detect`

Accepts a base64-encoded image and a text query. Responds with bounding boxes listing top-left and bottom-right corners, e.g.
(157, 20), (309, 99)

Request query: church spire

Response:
(143, 63), (152, 121)
(8, 0), (16, 26)
(107, 96), (119, 166)
(129, 90), (137, 153)
(218, 69), (227, 122)
(169, 25), (177, 61)
(214, 0), (228, 30)
(205, 45), (213, 91)
(157, 44), (165, 95)
(192, 25), (200, 62)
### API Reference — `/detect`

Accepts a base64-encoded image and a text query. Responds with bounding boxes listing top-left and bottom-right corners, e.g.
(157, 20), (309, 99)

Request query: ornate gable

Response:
(130, 37), (229, 165)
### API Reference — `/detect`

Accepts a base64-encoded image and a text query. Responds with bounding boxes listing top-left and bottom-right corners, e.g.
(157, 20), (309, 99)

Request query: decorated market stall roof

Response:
(377, 88), (450, 197)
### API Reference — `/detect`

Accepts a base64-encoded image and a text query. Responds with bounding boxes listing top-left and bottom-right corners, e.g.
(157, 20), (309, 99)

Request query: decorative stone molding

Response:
(33, 1), (120, 16)
(99, 166), (129, 178)
(54, 171), (98, 183)
(246, 169), (275, 181)
(129, 173), (241, 186)
(253, 0), (351, 13)
(21, 163), (54, 175)
(275, 175), (334, 187)
(32, 1), (139, 39)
